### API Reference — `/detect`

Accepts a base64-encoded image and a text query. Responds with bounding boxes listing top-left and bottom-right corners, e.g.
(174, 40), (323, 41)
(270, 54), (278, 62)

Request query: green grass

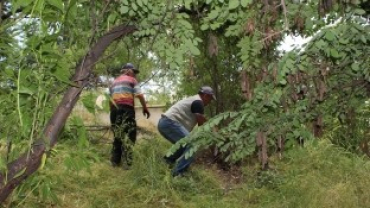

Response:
(7, 136), (370, 208)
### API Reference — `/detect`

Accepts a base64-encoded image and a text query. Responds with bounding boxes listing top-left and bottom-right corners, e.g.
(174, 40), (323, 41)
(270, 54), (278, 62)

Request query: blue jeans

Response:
(157, 116), (194, 176)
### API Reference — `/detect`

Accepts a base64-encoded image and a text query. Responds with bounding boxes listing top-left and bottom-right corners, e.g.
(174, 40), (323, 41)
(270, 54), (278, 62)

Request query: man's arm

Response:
(108, 86), (115, 110)
(195, 113), (207, 126)
(136, 94), (150, 118)
(191, 100), (206, 126)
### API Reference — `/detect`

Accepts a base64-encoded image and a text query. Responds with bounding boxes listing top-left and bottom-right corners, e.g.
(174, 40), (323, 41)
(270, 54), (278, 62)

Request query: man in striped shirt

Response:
(109, 63), (150, 168)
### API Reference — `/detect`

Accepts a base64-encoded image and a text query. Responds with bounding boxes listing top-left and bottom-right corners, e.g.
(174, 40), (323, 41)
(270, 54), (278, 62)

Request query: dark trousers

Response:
(110, 105), (136, 166)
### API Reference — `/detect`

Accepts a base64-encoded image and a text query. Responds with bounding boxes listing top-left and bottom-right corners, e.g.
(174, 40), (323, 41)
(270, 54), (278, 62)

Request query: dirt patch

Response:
(194, 148), (246, 185)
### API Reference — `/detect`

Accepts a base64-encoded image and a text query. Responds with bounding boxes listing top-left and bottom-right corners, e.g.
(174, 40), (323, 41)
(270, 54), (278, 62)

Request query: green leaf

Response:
(353, 9), (366, 15)
(137, 0), (143, 7)
(147, 2), (153, 10)
(0, 157), (7, 172)
(132, 2), (138, 11)
(208, 10), (219, 19)
(184, 0), (192, 10)
(14, 168), (27, 178)
(200, 24), (209, 31)
(235, 114), (246, 129)
(324, 31), (335, 41)
(360, 35), (367, 44)
(82, 93), (96, 114)
(52, 65), (72, 84)
(285, 59), (294, 69)
(169, 62), (177, 69)
(210, 22), (221, 30)
(175, 53), (183, 66)
(314, 39), (326, 49)
(229, 112), (239, 118)
(179, 19), (192, 29)
(351, 63), (360, 71)
(209, 116), (223, 126)
(121, 0), (129, 5)
(18, 87), (34, 95)
(339, 38), (349, 44)
(13, 0), (33, 12)
(330, 48), (340, 58)
(78, 126), (89, 148)
(189, 45), (200, 55)
(35, 0), (45, 12)
(305, 18), (313, 31)
(353, 23), (364, 31)
(203, 123), (211, 131)
(279, 78), (287, 85)
(4, 68), (14, 77)
(229, 0), (239, 10)
(47, 0), (64, 11)
(108, 13), (117, 23)
(120, 6), (129, 14)
(241, 0), (252, 7)
(129, 10), (135, 17)
(292, 119), (300, 128)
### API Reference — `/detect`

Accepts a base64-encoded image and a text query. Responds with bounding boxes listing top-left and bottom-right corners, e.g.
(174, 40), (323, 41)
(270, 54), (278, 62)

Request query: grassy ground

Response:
(6, 133), (370, 208)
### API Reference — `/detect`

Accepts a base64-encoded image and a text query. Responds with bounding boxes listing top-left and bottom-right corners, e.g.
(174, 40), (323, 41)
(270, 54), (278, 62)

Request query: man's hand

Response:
(195, 113), (207, 126)
(143, 108), (150, 119)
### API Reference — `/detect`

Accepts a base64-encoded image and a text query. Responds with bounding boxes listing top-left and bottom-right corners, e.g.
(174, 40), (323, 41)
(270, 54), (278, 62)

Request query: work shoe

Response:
(111, 142), (122, 167)
(122, 162), (131, 170)
(111, 161), (120, 167)
(163, 156), (176, 166)
(110, 153), (122, 167)
(172, 171), (186, 177)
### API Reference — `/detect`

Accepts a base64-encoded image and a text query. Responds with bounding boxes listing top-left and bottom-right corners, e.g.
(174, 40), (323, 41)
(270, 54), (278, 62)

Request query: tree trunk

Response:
(0, 24), (137, 203)
(277, 136), (284, 159)
(313, 115), (323, 137)
(256, 131), (269, 170)
(241, 70), (252, 101)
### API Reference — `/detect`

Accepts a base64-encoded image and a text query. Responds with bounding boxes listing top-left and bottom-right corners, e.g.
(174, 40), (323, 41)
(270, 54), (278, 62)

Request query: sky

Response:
(278, 34), (312, 52)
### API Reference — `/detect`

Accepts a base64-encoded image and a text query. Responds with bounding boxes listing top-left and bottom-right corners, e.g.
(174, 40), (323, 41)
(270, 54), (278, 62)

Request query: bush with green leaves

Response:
(173, 9), (370, 163)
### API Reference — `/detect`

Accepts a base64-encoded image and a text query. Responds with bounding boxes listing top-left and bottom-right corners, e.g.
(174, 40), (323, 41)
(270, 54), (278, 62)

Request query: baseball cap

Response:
(199, 86), (216, 100)
(121, 63), (139, 74)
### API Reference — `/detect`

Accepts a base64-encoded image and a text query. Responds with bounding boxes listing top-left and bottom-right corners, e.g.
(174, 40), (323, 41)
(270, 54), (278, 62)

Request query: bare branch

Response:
(281, 0), (289, 30)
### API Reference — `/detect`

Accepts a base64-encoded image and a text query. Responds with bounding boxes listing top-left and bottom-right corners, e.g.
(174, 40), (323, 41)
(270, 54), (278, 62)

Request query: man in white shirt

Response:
(157, 86), (216, 176)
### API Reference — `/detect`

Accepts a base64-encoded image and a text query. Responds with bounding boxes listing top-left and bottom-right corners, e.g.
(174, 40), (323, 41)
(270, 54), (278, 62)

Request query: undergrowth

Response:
(6, 136), (370, 208)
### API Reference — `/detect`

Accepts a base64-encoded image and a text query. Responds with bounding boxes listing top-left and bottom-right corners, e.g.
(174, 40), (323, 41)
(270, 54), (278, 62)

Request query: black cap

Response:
(199, 86), (216, 100)
(122, 63), (139, 74)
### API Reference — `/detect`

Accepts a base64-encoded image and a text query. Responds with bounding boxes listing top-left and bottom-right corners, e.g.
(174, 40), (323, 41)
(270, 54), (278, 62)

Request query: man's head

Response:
(120, 63), (139, 76)
(198, 86), (216, 106)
